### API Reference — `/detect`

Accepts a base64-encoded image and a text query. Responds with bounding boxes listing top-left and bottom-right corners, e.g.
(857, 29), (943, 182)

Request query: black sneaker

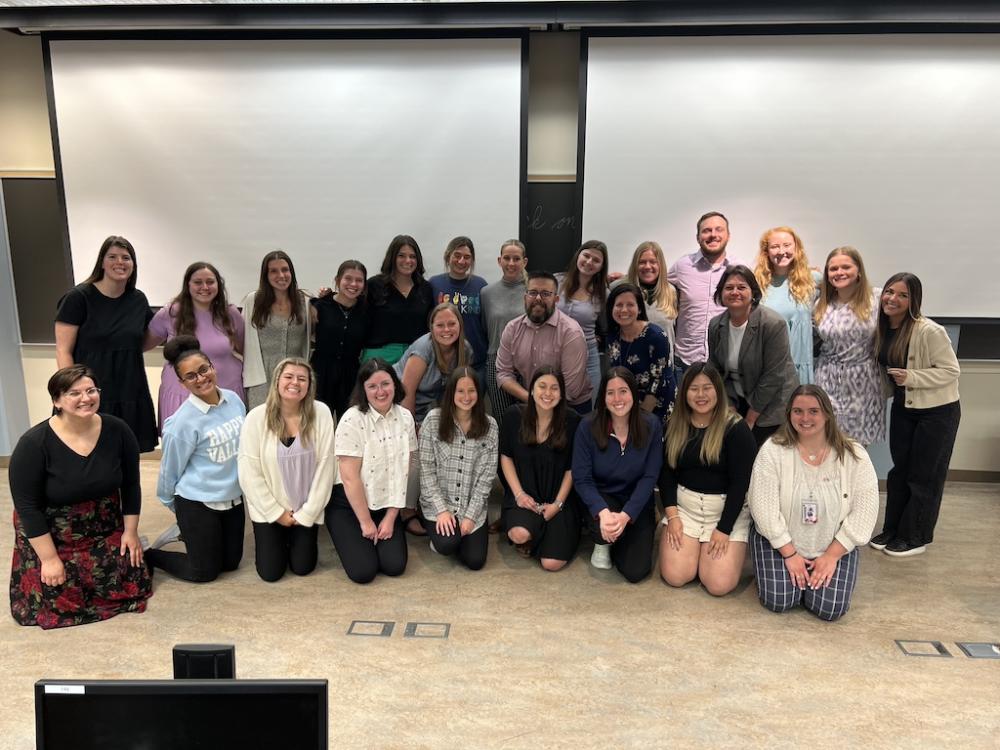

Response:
(869, 531), (894, 551)
(884, 539), (926, 557)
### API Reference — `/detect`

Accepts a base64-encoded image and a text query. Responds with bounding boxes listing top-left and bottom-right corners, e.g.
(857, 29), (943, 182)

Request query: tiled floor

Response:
(2, 464), (998, 748)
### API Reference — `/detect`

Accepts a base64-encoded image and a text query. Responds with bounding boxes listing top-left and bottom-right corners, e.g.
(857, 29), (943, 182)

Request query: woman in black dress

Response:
(54, 236), (157, 452)
(8, 365), (152, 629)
(311, 260), (369, 421)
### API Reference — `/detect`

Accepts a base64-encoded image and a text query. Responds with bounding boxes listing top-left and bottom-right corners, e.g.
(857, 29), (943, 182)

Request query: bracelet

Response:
(665, 515), (680, 524)
(781, 551), (797, 559)
(515, 492), (527, 503)
(556, 501), (564, 510)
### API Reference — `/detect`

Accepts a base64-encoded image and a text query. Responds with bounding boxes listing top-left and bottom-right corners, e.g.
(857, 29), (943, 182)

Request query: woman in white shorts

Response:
(657, 362), (756, 595)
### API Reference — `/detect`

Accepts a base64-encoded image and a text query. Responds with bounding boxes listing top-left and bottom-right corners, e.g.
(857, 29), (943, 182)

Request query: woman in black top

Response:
(500, 366), (581, 570)
(362, 234), (435, 365)
(54, 236), (158, 452)
(8, 365), (152, 629)
(657, 362), (756, 596)
(311, 260), (370, 420)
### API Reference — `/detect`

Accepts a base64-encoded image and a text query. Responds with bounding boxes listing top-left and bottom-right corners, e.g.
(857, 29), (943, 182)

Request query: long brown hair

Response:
(251, 250), (304, 329)
(771, 384), (859, 462)
(590, 367), (648, 451)
(519, 365), (569, 451)
(873, 272), (923, 369)
(436, 366), (489, 442)
(754, 226), (816, 305)
(171, 262), (238, 346)
(560, 240), (609, 307)
(813, 246), (874, 324)
(664, 362), (739, 468)
(82, 236), (138, 292)
(263, 358), (318, 447)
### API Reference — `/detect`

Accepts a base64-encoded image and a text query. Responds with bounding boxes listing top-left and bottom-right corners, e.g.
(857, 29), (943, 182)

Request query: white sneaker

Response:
(590, 544), (612, 570)
(139, 535), (150, 551)
(151, 523), (181, 549)
(429, 540), (438, 554)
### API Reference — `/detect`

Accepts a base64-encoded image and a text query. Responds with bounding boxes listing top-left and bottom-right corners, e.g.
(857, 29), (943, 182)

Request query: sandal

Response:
(514, 542), (533, 559)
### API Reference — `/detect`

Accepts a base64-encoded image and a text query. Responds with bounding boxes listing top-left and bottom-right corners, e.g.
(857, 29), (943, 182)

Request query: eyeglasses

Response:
(66, 387), (101, 399)
(180, 364), (214, 383)
(525, 290), (554, 300)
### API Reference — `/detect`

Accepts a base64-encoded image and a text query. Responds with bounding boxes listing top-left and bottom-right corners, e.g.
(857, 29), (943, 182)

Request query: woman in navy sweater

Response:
(572, 367), (663, 582)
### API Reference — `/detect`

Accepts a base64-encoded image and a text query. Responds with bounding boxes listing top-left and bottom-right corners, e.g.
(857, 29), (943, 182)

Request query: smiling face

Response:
(686, 373), (718, 420)
(722, 274), (753, 315)
(188, 267), (219, 307)
(395, 245), (419, 278)
(54, 376), (100, 419)
(790, 395), (827, 442)
(277, 363), (310, 405)
(336, 268), (365, 301)
(576, 248), (604, 278)
(531, 373), (561, 413)
(604, 377), (633, 418)
(177, 354), (217, 400)
(826, 253), (859, 291)
(452, 376), (478, 414)
(448, 245), (474, 279)
(431, 308), (461, 348)
(498, 244), (527, 282)
(637, 249), (659, 285)
(612, 291), (641, 329)
(267, 259), (292, 292)
(698, 215), (730, 258)
(524, 278), (557, 324)
(363, 369), (395, 414)
(102, 245), (134, 285)
(766, 231), (797, 274)
(881, 280), (911, 323)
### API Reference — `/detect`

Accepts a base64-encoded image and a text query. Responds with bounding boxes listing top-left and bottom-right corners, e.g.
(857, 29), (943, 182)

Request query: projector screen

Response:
(48, 38), (523, 305)
(583, 34), (1000, 318)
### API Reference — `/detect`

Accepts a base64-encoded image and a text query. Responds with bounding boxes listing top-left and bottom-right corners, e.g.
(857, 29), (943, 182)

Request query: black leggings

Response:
(146, 496), (245, 583)
(422, 517), (489, 570)
(502, 495), (581, 562)
(325, 485), (407, 584)
(251, 521), (319, 582)
(585, 495), (655, 584)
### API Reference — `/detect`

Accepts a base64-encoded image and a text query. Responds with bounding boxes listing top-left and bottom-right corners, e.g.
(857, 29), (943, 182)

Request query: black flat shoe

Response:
(884, 539), (926, 557)
(869, 531), (894, 551)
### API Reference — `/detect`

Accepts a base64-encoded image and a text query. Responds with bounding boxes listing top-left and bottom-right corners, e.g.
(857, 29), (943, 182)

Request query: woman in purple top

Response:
(557, 240), (609, 403)
(429, 236), (489, 372)
(146, 262), (245, 431)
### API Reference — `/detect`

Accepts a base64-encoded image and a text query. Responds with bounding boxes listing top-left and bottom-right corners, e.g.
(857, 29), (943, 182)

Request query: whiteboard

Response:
(49, 38), (523, 304)
(583, 34), (1000, 318)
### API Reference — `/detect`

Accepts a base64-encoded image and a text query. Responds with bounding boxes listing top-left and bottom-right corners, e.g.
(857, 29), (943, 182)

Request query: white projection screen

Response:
(49, 38), (523, 305)
(583, 34), (1000, 318)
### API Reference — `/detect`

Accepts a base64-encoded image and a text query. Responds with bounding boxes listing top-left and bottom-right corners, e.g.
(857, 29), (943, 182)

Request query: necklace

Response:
(797, 443), (829, 465)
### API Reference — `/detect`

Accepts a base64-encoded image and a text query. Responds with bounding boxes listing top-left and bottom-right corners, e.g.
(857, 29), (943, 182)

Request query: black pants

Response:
(883, 399), (961, 546)
(325, 485), (407, 584)
(734, 395), (777, 449)
(422, 517), (489, 570)
(252, 521), (319, 582)
(586, 495), (655, 584)
(146, 496), (245, 583)
(502, 494), (581, 562)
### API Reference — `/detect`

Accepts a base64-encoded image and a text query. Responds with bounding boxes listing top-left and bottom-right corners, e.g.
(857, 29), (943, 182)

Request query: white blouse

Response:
(335, 404), (417, 511)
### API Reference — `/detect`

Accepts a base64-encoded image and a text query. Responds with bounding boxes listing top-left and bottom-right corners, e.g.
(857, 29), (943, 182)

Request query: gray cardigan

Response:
(707, 305), (798, 428)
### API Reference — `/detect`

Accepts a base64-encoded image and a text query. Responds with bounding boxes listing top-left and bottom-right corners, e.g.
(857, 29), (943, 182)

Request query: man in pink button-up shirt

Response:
(668, 211), (738, 368)
(495, 271), (592, 411)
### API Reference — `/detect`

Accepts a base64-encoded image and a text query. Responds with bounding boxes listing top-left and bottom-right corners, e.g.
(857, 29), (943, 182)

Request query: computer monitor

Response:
(35, 679), (327, 750)
(172, 644), (236, 679)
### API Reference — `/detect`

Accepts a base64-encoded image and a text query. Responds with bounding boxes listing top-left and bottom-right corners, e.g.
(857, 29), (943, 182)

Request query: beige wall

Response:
(0, 33), (54, 173)
(527, 31), (579, 179)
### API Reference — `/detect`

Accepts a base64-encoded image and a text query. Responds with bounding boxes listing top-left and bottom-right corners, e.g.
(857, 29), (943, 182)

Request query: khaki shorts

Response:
(662, 484), (751, 543)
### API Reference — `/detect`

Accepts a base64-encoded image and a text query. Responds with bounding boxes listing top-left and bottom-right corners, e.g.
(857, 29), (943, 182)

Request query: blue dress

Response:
(760, 271), (821, 385)
(607, 322), (674, 425)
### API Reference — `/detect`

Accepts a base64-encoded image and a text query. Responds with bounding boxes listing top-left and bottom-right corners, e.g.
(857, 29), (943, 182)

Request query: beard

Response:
(527, 302), (554, 325)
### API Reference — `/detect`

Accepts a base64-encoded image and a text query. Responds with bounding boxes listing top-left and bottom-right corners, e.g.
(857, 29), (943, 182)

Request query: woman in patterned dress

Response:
(242, 250), (312, 410)
(813, 247), (885, 445)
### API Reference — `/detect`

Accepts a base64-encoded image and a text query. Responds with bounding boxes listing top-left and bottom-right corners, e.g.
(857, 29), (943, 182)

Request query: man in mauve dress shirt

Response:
(495, 271), (592, 411)
(668, 211), (739, 369)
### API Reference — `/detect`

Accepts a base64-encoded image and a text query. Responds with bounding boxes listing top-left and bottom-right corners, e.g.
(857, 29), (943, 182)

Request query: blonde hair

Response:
(264, 358), (318, 447)
(813, 246), (874, 324)
(754, 227), (816, 305)
(626, 241), (677, 319)
(428, 303), (469, 375)
(665, 363), (740, 468)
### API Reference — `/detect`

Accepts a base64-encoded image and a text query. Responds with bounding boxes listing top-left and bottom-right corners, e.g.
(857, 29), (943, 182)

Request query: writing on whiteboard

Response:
(527, 204), (577, 232)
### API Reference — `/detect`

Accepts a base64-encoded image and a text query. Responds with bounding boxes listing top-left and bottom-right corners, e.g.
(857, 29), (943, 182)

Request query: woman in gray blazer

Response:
(707, 265), (797, 447)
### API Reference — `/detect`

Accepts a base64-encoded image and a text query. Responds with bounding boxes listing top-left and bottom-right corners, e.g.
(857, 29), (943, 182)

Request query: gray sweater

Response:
(481, 278), (526, 355)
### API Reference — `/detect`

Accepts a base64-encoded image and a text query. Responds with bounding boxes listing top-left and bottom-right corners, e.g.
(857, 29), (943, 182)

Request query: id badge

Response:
(801, 500), (819, 525)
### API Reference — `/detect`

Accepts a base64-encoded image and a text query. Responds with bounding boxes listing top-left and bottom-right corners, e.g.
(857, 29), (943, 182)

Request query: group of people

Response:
(8, 212), (962, 629)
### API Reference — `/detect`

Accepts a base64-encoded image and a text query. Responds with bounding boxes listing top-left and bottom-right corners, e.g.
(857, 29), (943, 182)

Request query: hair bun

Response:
(163, 334), (202, 365)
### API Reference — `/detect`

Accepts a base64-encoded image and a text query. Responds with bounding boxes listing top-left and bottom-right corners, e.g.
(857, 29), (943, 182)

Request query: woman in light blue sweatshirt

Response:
(146, 335), (246, 582)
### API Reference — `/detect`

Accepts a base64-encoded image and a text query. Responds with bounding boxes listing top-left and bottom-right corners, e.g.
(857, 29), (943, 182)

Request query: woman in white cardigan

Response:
(238, 358), (336, 581)
(242, 250), (313, 410)
(748, 384), (878, 621)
